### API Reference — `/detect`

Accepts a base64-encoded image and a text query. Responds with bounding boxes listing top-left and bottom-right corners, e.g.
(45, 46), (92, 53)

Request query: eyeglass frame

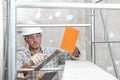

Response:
(24, 33), (41, 40)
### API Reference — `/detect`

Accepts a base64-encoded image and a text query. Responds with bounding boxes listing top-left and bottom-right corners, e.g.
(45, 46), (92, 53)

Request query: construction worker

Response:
(17, 27), (80, 80)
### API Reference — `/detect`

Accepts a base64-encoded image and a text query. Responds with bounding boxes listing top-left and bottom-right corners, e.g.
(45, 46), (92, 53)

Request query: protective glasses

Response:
(25, 33), (41, 40)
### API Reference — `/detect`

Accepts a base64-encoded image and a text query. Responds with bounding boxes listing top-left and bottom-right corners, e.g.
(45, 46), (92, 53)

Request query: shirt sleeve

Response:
(17, 51), (25, 68)
(57, 49), (79, 65)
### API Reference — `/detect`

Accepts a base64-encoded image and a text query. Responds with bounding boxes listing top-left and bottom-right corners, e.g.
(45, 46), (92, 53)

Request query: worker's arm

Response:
(16, 63), (30, 80)
(19, 53), (46, 75)
(17, 51), (46, 80)
(58, 46), (80, 65)
(21, 63), (31, 76)
(71, 46), (80, 57)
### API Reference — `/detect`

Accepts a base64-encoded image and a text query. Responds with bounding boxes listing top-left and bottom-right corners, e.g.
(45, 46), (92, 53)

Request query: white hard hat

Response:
(22, 21), (42, 36)
(22, 27), (42, 36)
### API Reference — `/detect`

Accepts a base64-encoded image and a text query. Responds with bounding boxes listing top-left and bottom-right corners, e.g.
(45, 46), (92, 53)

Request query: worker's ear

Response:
(24, 37), (28, 43)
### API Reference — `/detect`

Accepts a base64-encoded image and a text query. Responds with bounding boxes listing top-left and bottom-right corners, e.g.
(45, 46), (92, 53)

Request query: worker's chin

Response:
(32, 45), (40, 49)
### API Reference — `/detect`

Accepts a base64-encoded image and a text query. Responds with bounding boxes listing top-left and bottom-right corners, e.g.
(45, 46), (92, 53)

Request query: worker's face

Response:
(24, 33), (42, 49)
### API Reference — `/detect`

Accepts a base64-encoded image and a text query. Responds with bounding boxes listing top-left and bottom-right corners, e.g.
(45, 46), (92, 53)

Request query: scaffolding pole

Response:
(8, 0), (16, 80)
(91, 9), (96, 63)
(92, 41), (120, 43)
(0, 0), (4, 80)
(16, 3), (120, 9)
(17, 24), (91, 28)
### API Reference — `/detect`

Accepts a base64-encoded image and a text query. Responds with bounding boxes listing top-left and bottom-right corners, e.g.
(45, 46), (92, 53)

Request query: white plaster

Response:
(55, 11), (60, 17)
(62, 61), (117, 80)
(106, 66), (114, 72)
(26, 21), (38, 24)
(66, 14), (73, 21)
(115, 60), (119, 65)
(50, 40), (53, 43)
(85, 37), (88, 41)
(49, 15), (53, 20)
(109, 32), (114, 39)
(35, 11), (41, 20)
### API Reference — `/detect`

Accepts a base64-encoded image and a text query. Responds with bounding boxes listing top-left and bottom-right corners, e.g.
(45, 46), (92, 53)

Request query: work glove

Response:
(27, 53), (47, 66)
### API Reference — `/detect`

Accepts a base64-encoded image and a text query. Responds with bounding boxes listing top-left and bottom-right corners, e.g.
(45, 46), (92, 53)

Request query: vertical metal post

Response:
(0, 0), (4, 80)
(91, 9), (96, 63)
(8, 0), (17, 79)
(3, 0), (9, 79)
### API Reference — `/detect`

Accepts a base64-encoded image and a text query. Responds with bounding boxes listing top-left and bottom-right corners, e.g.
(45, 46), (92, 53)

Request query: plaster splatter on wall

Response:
(85, 37), (88, 41)
(35, 11), (41, 21)
(55, 11), (61, 17)
(66, 14), (73, 21)
(50, 40), (53, 43)
(115, 60), (119, 65)
(49, 15), (53, 20)
(109, 32), (114, 39)
(106, 66), (114, 72)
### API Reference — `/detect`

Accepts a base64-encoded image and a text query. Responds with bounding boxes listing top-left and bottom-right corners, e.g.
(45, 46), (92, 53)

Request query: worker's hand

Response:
(27, 53), (47, 66)
(71, 47), (80, 57)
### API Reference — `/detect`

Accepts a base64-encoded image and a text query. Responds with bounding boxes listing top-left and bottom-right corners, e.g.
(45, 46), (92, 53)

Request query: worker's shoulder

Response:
(17, 48), (29, 55)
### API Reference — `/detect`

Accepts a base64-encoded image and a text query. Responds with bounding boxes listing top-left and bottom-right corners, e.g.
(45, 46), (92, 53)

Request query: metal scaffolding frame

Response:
(17, 24), (91, 28)
(16, 2), (120, 9)
(7, 0), (16, 80)
(5, 0), (120, 80)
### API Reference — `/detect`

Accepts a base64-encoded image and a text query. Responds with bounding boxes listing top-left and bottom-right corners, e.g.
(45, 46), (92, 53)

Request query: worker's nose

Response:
(33, 36), (38, 41)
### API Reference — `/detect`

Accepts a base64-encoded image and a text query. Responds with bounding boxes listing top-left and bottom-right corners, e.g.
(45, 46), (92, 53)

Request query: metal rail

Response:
(17, 68), (62, 79)
(16, 3), (120, 9)
(17, 24), (91, 28)
(17, 68), (63, 72)
(92, 41), (120, 43)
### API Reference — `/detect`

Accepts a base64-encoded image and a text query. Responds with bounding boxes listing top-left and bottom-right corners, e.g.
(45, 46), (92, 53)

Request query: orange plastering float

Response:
(60, 26), (80, 53)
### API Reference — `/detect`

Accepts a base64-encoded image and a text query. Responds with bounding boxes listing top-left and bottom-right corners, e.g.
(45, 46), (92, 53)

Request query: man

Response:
(17, 27), (80, 80)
